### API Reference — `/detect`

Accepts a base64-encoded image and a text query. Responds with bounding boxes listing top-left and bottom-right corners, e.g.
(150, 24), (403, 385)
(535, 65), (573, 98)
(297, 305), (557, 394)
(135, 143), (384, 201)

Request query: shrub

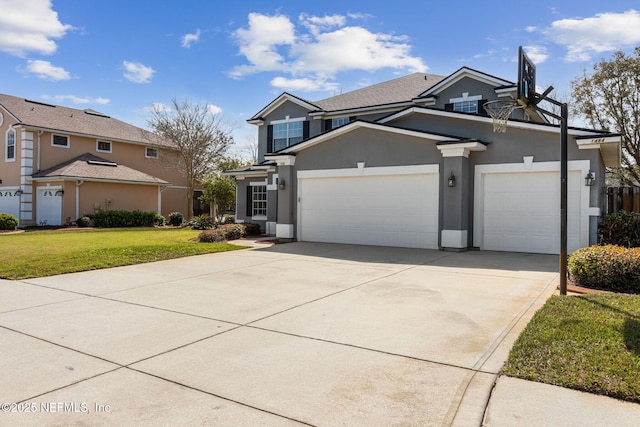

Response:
(242, 222), (262, 236)
(198, 229), (227, 243)
(568, 245), (640, 293)
(92, 210), (156, 228)
(599, 211), (640, 247)
(222, 214), (235, 224)
(168, 212), (184, 226)
(190, 214), (215, 230)
(0, 213), (18, 230)
(154, 213), (165, 226)
(76, 216), (91, 227)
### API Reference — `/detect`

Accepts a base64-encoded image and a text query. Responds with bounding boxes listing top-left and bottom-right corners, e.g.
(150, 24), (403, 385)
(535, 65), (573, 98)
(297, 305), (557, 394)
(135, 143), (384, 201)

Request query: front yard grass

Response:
(503, 294), (640, 403)
(0, 228), (246, 279)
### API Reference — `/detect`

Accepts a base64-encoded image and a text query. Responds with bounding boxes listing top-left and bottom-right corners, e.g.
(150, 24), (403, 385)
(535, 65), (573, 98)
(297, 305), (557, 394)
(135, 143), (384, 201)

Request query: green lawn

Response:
(0, 228), (246, 279)
(503, 294), (640, 403)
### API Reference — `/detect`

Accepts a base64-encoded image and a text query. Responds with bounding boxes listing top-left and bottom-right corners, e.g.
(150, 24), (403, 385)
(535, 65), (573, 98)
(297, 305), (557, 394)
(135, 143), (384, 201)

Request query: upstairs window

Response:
(5, 128), (15, 161)
(445, 93), (487, 115)
(52, 134), (69, 148)
(145, 147), (158, 158)
(331, 117), (350, 129)
(267, 116), (309, 152)
(97, 140), (112, 153)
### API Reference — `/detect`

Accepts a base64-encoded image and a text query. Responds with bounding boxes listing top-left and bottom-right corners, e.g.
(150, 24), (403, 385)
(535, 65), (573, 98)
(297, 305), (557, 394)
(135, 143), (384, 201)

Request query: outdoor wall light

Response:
(55, 189), (64, 196)
(278, 179), (286, 190)
(14, 189), (23, 196)
(448, 172), (456, 187)
(585, 171), (595, 187)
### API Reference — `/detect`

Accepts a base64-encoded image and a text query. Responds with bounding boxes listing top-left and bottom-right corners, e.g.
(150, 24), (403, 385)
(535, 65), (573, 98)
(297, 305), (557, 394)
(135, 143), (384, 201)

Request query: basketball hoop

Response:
(483, 99), (523, 133)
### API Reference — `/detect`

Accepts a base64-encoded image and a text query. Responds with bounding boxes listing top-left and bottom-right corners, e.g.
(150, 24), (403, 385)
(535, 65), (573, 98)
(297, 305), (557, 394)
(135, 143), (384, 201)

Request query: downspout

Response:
(158, 185), (168, 214)
(75, 180), (84, 219)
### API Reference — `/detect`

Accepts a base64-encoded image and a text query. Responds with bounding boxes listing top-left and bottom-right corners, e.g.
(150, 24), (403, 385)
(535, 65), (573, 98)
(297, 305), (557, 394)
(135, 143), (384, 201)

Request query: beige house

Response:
(0, 94), (198, 226)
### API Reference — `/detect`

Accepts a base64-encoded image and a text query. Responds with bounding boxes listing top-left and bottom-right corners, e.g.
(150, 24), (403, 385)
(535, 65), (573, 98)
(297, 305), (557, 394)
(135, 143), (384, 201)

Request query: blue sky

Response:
(2, 0), (640, 158)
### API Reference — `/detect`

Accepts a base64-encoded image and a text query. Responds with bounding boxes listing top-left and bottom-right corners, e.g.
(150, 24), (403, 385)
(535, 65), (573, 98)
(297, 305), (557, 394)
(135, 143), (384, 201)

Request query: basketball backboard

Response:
(517, 46), (536, 106)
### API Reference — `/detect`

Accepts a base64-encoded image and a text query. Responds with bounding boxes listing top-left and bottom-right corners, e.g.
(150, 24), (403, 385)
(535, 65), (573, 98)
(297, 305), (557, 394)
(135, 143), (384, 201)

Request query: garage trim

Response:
(473, 159), (594, 252)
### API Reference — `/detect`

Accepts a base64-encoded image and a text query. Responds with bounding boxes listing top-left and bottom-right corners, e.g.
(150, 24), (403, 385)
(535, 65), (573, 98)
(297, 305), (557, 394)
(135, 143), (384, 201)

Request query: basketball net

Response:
(483, 99), (523, 133)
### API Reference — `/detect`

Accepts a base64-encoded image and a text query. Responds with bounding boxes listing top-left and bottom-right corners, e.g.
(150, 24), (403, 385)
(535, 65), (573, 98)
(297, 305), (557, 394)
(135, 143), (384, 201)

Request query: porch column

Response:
(270, 155), (296, 240)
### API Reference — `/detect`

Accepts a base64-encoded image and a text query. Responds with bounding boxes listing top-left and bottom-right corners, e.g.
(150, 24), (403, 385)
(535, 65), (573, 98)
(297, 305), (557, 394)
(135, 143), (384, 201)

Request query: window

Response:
(52, 134), (69, 147)
(251, 185), (267, 217)
(267, 116), (309, 152)
(6, 128), (15, 161)
(97, 140), (112, 153)
(331, 117), (350, 129)
(145, 147), (158, 158)
(453, 100), (478, 113)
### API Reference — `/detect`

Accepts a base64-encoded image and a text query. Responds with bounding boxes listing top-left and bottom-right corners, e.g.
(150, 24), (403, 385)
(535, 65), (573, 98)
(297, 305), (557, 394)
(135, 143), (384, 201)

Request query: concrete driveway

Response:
(0, 242), (558, 426)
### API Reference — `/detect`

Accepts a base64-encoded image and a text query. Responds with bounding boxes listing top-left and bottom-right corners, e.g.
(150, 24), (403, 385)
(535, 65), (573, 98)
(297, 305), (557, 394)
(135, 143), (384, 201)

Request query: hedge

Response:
(92, 210), (157, 228)
(568, 245), (640, 294)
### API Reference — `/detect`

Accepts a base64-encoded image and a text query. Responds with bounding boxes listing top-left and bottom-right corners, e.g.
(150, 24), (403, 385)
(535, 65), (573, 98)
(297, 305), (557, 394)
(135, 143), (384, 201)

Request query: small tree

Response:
(147, 99), (234, 217)
(571, 48), (640, 185)
(200, 156), (247, 220)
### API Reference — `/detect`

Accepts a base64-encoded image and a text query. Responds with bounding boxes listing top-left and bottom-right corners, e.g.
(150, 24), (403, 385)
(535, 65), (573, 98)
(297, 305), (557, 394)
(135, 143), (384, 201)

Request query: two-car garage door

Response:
(298, 168), (439, 249)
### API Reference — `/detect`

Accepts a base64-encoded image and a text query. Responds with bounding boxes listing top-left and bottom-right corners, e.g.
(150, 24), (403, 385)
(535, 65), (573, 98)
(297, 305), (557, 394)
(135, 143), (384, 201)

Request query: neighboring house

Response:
(226, 67), (622, 255)
(0, 94), (199, 226)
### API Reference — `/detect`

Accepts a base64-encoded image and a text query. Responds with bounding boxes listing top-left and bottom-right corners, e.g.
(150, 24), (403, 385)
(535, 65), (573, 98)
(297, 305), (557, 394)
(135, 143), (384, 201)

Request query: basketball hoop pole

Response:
(530, 92), (569, 296)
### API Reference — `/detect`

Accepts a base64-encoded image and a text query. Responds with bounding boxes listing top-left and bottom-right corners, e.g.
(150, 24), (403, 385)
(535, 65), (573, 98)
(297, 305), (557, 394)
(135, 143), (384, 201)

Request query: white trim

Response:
(265, 154), (296, 166)
(96, 140), (112, 153)
(473, 160), (593, 252)
(379, 107), (611, 138)
(270, 116), (305, 125)
(251, 215), (267, 221)
(298, 164), (439, 179)
(51, 133), (69, 148)
(267, 174), (278, 191)
(276, 223), (294, 238)
(437, 142), (487, 158)
(145, 147), (158, 159)
(441, 230), (468, 248)
(5, 126), (16, 162)
(0, 111), (3, 126)
(449, 93), (482, 103)
(281, 121), (459, 154)
(249, 93), (318, 123)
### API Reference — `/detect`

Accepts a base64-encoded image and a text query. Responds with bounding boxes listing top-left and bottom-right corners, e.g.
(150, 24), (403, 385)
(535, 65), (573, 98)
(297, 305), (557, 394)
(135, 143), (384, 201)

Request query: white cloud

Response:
(230, 12), (427, 91)
(0, 0), (72, 56)
(122, 61), (155, 83)
(143, 102), (171, 113)
(207, 104), (222, 115)
(181, 29), (201, 48)
(44, 95), (110, 105)
(271, 76), (340, 92)
(24, 59), (70, 80)
(547, 9), (640, 61)
(522, 45), (549, 64)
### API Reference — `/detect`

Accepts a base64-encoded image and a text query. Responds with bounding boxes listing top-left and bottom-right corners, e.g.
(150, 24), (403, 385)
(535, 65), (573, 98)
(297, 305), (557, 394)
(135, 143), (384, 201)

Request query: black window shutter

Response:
(324, 119), (331, 131)
(303, 120), (310, 139)
(246, 187), (252, 217)
(266, 125), (273, 153)
(444, 103), (454, 111)
(478, 99), (488, 116)
(349, 116), (357, 122)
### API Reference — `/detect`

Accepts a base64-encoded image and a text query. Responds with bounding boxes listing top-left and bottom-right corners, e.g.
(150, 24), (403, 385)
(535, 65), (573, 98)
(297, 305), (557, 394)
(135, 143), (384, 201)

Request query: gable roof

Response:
(314, 73), (445, 112)
(248, 93), (321, 123)
(0, 94), (172, 148)
(416, 67), (514, 99)
(31, 153), (169, 185)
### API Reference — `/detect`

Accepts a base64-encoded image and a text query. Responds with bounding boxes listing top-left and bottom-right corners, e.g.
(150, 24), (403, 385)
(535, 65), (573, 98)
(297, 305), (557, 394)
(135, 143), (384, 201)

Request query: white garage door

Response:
(0, 189), (20, 220)
(36, 187), (62, 226)
(481, 171), (581, 254)
(298, 172), (439, 249)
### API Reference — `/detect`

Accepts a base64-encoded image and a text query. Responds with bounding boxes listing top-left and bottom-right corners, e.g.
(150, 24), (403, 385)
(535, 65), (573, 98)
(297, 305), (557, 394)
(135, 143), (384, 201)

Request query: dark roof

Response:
(314, 73), (445, 112)
(31, 153), (169, 185)
(0, 94), (172, 148)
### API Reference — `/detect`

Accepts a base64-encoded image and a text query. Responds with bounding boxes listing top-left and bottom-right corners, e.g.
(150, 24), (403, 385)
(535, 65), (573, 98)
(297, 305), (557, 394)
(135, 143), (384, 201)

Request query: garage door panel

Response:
(299, 173), (438, 249)
(481, 171), (581, 254)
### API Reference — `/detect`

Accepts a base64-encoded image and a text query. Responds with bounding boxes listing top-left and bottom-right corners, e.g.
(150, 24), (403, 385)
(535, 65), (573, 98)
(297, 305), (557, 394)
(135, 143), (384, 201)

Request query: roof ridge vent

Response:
(84, 109), (111, 118)
(87, 160), (118, 167)
(25, 99), (56, 108)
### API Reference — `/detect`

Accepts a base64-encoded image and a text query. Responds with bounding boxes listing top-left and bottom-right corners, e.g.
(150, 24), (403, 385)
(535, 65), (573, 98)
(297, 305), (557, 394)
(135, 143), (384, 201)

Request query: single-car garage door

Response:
(480, 171), (582, 254)
(0, 189), (20, 220)
(298, 169), (439, 249)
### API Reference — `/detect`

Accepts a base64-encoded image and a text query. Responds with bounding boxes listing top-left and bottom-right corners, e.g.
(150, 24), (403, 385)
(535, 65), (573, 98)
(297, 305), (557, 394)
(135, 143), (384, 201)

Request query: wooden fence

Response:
(607, 187), (640, 214)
